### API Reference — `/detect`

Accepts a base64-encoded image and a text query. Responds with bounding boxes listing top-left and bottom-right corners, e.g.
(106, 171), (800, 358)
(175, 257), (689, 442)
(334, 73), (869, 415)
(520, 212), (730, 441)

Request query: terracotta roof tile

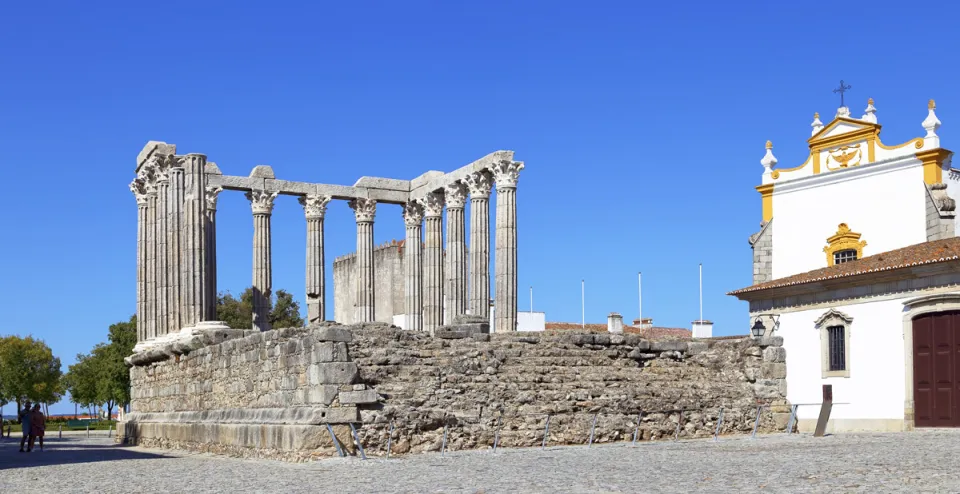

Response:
(729, 237), (960, 296)
(544, 322), (692, 339)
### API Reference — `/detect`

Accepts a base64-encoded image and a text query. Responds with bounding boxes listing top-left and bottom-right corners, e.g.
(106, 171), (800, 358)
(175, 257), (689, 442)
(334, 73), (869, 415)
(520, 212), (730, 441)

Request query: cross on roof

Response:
(833, 80), (852, 108)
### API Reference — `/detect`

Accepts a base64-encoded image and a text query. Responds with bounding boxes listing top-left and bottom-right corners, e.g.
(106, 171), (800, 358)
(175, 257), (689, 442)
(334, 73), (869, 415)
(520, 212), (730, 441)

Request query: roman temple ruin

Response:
(127, 141), (524, 347)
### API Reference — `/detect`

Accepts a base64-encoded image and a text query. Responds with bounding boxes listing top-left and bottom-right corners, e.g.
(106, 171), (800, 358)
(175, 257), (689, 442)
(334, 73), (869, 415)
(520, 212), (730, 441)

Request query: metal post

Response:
(326, 424), (345, 457)
(541, 415), (551, 450)
(751, 406), (763, 439)
(588, 413), (599, 447)
(59, 424), (62, 440)
(786, 405), (799, 434)
(814, 384), (834, 437)
(713, 408), (724, 441)
(86, 423), (89, 438)
(673, 411), (682, 442)
(493, 414), (502, 453)
(349, 423), (367, 460)
(386, 420), (394, 459)
(441, 424), (449, 457)
(632, 412), (642, 446)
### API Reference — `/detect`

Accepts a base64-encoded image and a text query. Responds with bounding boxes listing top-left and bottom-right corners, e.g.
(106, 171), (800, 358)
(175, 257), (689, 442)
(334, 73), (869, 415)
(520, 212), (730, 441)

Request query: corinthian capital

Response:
(205, 186), (224, 211)
(464, 170), (493, 199)
(246, 189), (279, 215)
(402, 200), (424, 226)
(491, 160), (525, 190)
(299, 194), (332, 220)
(348, 198), (377, 222)
(444, 181), (468, 209)
(420, 190), (445, 218)
(130, 178), (148, 206)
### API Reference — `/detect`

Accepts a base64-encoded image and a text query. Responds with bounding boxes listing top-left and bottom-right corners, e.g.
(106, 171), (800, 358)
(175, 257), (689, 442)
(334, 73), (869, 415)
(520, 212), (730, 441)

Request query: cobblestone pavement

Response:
(2, 429), (960, 493)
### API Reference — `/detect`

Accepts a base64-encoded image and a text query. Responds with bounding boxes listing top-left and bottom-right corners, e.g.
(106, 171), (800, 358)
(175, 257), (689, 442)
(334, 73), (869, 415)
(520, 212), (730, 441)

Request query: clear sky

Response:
(2, 1), (958, 414)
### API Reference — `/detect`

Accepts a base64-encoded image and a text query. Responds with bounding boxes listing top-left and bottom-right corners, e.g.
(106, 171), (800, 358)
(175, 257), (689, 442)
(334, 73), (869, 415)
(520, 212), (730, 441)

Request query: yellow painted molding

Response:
(823, 223), (867, 266)
(916, 148), (953, 185)
(769, 155), (811, 181)
(756, 184), (774, 222)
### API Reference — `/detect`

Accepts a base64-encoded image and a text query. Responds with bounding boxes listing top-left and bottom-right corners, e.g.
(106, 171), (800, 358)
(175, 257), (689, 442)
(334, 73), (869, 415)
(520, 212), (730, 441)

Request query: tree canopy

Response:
(217, 288), (304, 330)
(0, 335), (63, 410)
(63, 315), (136, 417)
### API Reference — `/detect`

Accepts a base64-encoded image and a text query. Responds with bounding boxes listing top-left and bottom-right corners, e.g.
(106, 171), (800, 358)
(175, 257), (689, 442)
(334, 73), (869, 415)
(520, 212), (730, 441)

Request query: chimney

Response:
(692, 320), (713, 338)
(608, 312), (623, 333)
(632, 318), (653, 330)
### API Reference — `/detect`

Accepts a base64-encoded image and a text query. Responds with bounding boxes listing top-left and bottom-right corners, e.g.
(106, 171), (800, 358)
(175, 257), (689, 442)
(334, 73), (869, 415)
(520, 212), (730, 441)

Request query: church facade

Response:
(731, 97), (960, 432)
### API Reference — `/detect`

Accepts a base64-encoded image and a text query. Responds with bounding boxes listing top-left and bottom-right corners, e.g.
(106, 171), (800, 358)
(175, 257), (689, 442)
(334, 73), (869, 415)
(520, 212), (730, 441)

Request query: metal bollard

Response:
(541, 415), (551, 450)
(386, 420), (394, 459)
(440, 424), (448, 457)
(348, 423), (367, 460)
(86, 424), (90, 438)
(588, 413), (599, 447)
(751, 406), (763, 439)
(492, 414), (502, 453)
(713, 408), (724, 442)
(673, 411), (682, 442)
(631, 412), (642, 446)
(59, 424), (62, 440)
(326, 424), (345, 457)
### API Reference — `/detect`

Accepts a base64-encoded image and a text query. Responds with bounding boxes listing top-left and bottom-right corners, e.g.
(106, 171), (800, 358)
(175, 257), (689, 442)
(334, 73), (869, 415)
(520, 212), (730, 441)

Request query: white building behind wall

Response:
(731, 97), (960, 433)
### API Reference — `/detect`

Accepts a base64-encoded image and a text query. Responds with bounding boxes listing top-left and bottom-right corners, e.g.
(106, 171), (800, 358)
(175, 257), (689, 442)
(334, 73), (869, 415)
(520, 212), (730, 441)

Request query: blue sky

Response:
(2, 1), (957, 413)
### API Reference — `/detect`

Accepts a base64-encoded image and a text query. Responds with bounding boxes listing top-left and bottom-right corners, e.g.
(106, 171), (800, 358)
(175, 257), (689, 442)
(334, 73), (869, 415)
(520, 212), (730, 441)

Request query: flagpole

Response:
(638, 271), (642, 325)
(699, 263), (703, 324)
(581, 279), (585, 329)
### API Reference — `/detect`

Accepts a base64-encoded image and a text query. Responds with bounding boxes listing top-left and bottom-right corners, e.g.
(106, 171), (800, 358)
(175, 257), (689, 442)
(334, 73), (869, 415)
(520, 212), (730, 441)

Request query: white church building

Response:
(731, 97), (960, 432)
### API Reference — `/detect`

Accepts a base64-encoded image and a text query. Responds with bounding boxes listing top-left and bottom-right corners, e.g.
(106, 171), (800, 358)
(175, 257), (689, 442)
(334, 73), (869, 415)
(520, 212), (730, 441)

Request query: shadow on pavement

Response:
(0, 436), (172, 470)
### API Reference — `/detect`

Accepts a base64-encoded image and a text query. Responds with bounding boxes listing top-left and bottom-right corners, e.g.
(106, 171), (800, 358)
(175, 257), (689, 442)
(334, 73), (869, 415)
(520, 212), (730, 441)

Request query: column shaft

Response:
(465, 171), (493, 319)
(301, 195), (331, 325)
(181, 154), (209, 328)
(130, 177), (149, 342)
(248, 190), (278, 331)
(156, 177), (169, 336)
(146, 191), (157, 339)
(204, 186), (222, 322)
(349, 198), (377, 323)
(422, 192), (444, 335)
(403, 201), (424, 331)
(444, 182), (467, 323)
(493, 161), (523, 333)
(168, 167), (184, 333)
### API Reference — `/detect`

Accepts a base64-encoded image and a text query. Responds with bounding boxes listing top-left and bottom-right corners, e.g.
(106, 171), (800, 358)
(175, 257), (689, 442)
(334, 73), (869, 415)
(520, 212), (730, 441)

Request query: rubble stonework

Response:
(120, 324), (789, 461)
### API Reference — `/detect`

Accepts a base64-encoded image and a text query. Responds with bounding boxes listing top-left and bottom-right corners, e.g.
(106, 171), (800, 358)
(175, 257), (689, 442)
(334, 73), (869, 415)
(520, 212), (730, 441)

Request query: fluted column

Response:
(300, 194), (332, 325)
(155, 162), (170, 336)
(349, 198), (377, 323)
(168, 162), (185, 333)
(464, 170), (493, 318)
(422, 191), (445, 335)
(181, 154), (210, 328)
(130, 177), (149, 343)
(204, 186), (222, 322)
(444, 182), (468, 324)
(493, 160), (524, 333)
(402, 201), (425, 331)
(247, 189), (279, 331)
(145, 168), (158, 340)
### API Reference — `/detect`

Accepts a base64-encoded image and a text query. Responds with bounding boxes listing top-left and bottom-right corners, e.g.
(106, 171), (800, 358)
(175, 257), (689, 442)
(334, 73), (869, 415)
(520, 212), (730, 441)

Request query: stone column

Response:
(422, 191), (445, 335)
(464, 170), (493, 318)
(129, 177), (149, 343)
(444, 181), (468, 324)
(402, 201), (425, 331)
(168, 162), (185, 333)
(300, 194), (332, 325)
(145, 167), (158, 340)
(349, 198), (377, 323)
(181, 154), (210, 329)
(247, 189), (279, 331)
(155, 161), (170, 336)
(492, 160), (524, 333)
(204, 186), (223, 322)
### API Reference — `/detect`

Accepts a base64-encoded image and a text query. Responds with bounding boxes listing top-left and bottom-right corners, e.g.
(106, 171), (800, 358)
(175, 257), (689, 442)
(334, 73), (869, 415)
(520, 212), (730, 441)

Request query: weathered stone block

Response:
(308, 362), (358, 385)
(311, 326), (353, 342)
(763, 346), (786, 363)
(761, 362), (787, 379)
(339, 389), (379, 405)
(650, 340), (688, 352)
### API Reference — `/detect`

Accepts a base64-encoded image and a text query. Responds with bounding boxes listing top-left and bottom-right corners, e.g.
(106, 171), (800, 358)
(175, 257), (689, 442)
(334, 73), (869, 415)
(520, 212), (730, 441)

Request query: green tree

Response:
(0, 335), (63, 412)
(217, 288), (304, 329)
(64, 315), (137, 418)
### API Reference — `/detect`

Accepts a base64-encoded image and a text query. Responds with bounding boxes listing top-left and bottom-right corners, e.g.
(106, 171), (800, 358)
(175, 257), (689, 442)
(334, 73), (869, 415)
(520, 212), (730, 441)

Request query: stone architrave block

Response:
(339, 389), (379, 405)
(763, 346), (786, 363)
(307, 362), (359, 385)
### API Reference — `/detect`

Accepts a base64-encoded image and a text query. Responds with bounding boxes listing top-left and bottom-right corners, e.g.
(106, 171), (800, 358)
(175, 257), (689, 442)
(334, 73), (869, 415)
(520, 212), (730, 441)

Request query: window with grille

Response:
(827, 325), (846, 371)
(833, 249), (858, 265)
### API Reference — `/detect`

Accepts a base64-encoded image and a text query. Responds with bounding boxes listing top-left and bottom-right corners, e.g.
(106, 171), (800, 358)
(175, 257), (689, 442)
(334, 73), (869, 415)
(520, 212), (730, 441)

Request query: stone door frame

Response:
(901, 292), (960, 430)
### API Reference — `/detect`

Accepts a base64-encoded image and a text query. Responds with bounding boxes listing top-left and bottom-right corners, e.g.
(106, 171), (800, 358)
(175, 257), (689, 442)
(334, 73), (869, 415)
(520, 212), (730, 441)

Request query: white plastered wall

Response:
(772, 162), (926, 279)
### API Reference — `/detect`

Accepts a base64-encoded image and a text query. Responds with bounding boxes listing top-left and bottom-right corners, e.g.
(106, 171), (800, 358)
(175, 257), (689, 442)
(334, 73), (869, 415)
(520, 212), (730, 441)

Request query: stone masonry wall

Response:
(121, 324), (789, 462)
(333, 242), (405, 324)
(750, 220), (773, 285)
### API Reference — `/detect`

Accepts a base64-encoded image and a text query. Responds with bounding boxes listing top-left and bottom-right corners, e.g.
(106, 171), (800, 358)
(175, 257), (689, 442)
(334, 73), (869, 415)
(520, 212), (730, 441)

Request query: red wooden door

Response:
(913, 311), (960, 427)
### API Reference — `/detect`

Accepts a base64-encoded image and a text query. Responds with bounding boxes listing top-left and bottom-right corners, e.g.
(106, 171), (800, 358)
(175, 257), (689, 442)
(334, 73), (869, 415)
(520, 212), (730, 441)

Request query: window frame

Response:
(814, 309), (853, 378)
(833, 249), (858, 265)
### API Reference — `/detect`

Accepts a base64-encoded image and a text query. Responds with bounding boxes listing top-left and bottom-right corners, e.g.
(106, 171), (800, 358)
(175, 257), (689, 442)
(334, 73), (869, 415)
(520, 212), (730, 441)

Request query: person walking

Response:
(29, 404), (45, 452)
(18, 401), (32, 453)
